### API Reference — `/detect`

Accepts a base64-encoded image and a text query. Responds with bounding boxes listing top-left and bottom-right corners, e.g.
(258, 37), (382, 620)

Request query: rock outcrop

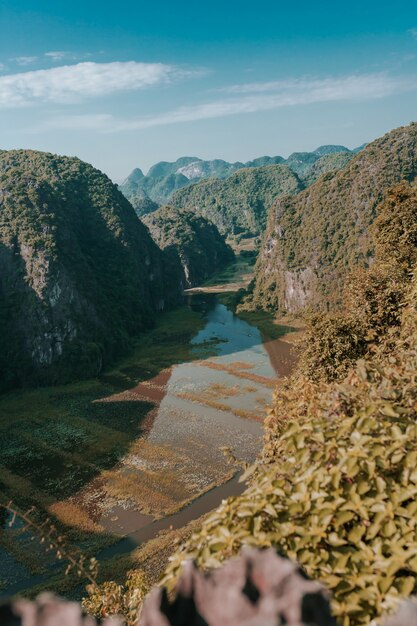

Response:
(250, 122), (417, 312)
(0, 150), (182, 388)
(143, 205), (234, 288)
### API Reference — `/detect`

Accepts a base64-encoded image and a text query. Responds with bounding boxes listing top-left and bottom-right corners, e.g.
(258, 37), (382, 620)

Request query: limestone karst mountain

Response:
(143, 205), (234, 288)
(120, 146), (354, 208)
(170, 164), (303, 236)
(249, 122), (417, 312)
(0, 150), (183, 388)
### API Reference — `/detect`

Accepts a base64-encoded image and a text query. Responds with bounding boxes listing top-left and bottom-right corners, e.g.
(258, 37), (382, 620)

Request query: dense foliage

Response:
(143, 205), (234, 288)
(126, 188), (159, 218)
(301, 152), (354, 186)
(0, 150), (182, 388)
(120, 146), (355, 209)
(82, 570), (149, 625)
(299, 182), (417, 383)
(159, 176), (417, 625)
(250, 123), (417, 312)
(170, 164), (303, 236)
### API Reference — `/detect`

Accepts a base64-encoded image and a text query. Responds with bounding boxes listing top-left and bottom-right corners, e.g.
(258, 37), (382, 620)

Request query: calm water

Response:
(0, 293), (293, 598)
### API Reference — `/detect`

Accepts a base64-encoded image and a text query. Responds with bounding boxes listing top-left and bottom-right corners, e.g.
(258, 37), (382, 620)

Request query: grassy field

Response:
(0, 253), (297, 598)
(0, 304), (206, 592)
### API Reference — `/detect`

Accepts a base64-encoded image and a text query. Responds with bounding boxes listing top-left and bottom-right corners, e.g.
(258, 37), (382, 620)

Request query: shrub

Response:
(82, 569), (149, 625)
(298, 313), (367, 382)
(297, 182), (417, 383)
(163, 292), (417, 625)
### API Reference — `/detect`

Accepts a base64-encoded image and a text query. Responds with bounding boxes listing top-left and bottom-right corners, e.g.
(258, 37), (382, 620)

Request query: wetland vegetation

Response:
(0, 250), (297, 599)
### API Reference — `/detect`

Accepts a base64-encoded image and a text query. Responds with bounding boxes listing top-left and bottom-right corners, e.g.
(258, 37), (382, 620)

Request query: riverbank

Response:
(0, 284), (298, 599)
(0, 240), (305, 601)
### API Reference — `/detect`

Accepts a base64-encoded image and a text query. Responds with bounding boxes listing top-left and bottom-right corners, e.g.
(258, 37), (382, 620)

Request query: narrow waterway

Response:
(95, 293), (283, 535)
(0, 292), (295, 598)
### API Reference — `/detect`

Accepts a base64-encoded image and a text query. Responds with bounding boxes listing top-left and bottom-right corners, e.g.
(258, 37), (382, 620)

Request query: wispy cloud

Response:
(106, 73), (416, 131)
(216, 74), (405, 96)
(12, 56), (38, 66)
(44, 51), (71, 62)
(0, 61), (182, 107)
(28, 72), (417, 135)
(409, 28), (417, 40)
(43, 50), (91, 62)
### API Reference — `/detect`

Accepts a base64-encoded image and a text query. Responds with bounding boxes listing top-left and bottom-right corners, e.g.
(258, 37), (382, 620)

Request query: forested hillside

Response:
(143, 205), (234, 288)
(170, 164), (303, 236)
(248, 123), (417, 312)
(0, 150), (182, 389)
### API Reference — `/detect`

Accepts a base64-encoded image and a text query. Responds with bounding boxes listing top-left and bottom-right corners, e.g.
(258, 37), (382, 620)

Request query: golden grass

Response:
(48, 502), (104, 534)
(98, 439), (195, 516)
(176, 392), (263, 423)
(204, 383), (241, 398)
(101, 472), (183, 516)
(100, 464), (234, 519)
(201, 361), (277, 388)
(228, 361), (255, 369)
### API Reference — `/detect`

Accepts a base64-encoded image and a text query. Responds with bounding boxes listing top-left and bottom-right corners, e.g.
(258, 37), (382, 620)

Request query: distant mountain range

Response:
(119, 145), (364, 210)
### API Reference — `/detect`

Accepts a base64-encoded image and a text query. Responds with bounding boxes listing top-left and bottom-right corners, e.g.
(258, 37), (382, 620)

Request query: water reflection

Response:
(90, 295), (287, 534)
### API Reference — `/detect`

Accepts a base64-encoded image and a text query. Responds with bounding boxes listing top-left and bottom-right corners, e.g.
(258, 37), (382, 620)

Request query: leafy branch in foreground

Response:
(0, 500), (99, 587)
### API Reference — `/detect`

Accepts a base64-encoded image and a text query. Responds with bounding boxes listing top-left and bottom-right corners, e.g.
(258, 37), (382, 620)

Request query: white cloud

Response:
(28, 72), (417, 135)
(12, 56), (38, 66)
(0, 61), (180, 107)
(217, 74), (403, 95)
(108, 73), (414, 131)
(409, 28), (417, 40)
(44, 51), (70, 61)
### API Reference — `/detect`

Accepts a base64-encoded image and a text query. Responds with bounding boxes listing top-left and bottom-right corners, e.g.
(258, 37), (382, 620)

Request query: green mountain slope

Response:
(300, 151), (354, 186)
(0, 150), (182, 389)
(249, 122), (417, 312)
(120, 147), (352, 207)
(127, 188), (159, 217)
(143, 205), (234, 288)
(170, 164), (303, 236)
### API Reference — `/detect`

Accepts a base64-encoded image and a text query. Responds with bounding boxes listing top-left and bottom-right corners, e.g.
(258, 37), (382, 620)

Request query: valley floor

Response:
(0, 254), (299, 599)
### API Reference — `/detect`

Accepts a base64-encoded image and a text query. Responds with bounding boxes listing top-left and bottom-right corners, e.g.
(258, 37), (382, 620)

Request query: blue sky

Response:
(1, 0), (417, 180)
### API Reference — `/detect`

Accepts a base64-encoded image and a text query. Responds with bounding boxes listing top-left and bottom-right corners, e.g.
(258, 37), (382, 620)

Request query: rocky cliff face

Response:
(0, 150), (182, 389)
(142, 205), (234, 288)
(250, 123), (417, 312)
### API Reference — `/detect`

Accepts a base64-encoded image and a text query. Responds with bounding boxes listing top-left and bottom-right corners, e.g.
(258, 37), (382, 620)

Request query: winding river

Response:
(0, 291), (295, 598)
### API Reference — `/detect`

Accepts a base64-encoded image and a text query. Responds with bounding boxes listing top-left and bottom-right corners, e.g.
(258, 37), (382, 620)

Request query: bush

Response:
(298, 313), (367, 382)
(82, 569), (149, 625)
(163, 288), (417, 624)
(297, 182), (417, 383)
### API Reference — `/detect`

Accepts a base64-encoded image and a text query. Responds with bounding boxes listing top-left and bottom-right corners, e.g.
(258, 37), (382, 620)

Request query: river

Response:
(0, 291), (295, 598)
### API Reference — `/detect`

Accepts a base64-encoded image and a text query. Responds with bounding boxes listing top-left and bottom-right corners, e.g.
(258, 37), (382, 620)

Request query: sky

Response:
(1, 1), (417, 181)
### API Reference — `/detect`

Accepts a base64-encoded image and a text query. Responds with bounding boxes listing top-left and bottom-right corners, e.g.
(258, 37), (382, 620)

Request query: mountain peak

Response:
(313, 145), (350, 156)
